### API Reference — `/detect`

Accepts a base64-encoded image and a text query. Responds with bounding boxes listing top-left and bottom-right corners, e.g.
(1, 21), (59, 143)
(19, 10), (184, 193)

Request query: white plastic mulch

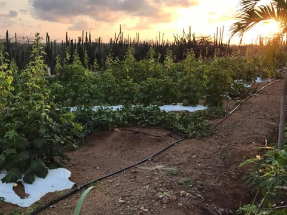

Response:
(255, 77), (271, 83)
(70, 105), (207, 113)
(159, 105), (207, 112)
(240, 77), (271, 88)
(0, 168), (74, 207)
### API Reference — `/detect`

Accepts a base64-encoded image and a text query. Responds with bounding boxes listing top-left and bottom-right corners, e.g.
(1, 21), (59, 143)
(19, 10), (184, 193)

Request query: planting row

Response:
(0, 35), (228, 184)
(49, 45), (286, 108)
(0, 34), (283, 184)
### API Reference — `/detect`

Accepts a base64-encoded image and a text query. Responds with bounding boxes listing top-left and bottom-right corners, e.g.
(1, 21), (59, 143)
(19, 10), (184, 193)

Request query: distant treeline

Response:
(0, 26), (266, 73)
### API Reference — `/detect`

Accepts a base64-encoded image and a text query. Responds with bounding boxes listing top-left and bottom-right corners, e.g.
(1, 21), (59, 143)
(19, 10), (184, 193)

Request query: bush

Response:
(0, 35), (82, 184)
(202, 60), (233, 106)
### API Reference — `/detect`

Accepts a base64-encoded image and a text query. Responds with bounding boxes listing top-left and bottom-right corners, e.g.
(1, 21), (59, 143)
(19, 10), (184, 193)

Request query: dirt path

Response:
(1, 81), (283, 215)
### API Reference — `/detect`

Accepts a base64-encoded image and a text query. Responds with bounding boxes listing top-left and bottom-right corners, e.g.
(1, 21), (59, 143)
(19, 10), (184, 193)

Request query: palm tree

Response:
(230, 0), (287, 150)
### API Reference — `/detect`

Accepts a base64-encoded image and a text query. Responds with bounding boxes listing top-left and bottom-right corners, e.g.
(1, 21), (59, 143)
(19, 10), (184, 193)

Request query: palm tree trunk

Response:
(278, 64), (287, 150)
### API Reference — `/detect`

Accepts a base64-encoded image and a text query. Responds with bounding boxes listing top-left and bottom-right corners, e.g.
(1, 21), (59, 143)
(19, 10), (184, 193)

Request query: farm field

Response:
(0, 80), (282, 215)
(1, 29), (287, 214)
(1, 31), (287, 214)
(2, 0), (287, 214)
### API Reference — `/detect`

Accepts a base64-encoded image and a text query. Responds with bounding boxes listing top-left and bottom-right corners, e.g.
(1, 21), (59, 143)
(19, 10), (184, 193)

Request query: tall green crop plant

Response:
(164, 50), (176, 77)
(178, 50), (201, 106)
(123, 46), (136, 79)
(53, 49), (101, 106)
(0, 34), (82, 184)
(0, 43), (14, 111)
(145, 47), (163, 79)
(202, 59), (233, 106)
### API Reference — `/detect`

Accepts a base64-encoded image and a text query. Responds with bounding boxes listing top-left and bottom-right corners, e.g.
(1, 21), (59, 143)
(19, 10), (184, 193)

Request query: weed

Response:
(220, 152), (232, 161)
(74, 186), (110, 215)
(7, 210), (23, 215)
(238, 145), (287, 214)
(56, 191), (63, 196)
(170, 168), (179, 176)
(0, 197), (4, 204)
(180, 179), (194, 187)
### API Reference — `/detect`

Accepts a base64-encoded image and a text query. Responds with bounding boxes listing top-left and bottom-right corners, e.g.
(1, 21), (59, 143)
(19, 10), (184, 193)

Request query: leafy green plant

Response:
(170, 168), (179, 176)
(74, 186), (109, 215)
(238, 147), (287, 214)
(180, 178), (194, 187)
(220, 152), (232, 161)
(202, 59), (233, 106)
(228, 80), (256, 99)
(73, 105), (225, 139)
(0, 34), (82, 184)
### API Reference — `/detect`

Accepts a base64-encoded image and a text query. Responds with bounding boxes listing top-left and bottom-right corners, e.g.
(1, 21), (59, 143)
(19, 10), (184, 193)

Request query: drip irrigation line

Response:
(30, 137), (185, 215)
(213, 80), (278, 129)
(30, 79), (278, 215)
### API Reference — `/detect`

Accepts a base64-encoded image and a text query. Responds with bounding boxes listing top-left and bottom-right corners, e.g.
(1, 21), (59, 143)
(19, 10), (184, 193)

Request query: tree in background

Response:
(230, 0), (287, 150)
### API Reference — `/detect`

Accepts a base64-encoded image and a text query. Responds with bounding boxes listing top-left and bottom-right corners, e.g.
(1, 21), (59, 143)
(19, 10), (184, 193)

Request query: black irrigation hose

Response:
(30, 80), (278, 215)
(212, 80), (278, 129)
(30, 137), (185, 215)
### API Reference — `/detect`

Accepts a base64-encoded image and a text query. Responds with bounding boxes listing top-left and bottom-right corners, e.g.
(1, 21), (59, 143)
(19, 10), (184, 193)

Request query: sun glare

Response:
(256, 20), (281, 36)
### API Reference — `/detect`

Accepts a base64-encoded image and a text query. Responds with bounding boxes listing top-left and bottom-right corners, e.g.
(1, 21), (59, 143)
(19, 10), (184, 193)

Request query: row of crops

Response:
(51, 42), (278, 107)
(0, 34), (286, 184)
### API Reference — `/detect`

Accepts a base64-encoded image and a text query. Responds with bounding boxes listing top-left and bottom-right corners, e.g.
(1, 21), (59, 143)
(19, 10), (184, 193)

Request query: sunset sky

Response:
(0, 0), (280, 44)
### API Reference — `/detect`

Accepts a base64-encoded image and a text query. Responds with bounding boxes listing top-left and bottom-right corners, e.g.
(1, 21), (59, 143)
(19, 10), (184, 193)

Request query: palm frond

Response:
(230, 0), (287, 38)
(276, 0), (287, 27)
(238, 0), (262, 13)
(231, 3), (279, 38)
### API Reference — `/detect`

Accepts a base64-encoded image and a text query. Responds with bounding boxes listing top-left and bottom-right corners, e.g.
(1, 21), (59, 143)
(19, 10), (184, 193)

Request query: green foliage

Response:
(0, 34), (81, 183)
(52, 49), (101, 106)
(0, 43), (14, 110)
(276, 51), (287, 70)
(74, 186), (110, 215)
(238, 147), (287, 214)
(74, 186), (97, 215)
(180, 178), (194, 186)
(48, 46), (265, 107)
(201, 58), (233, 106)
(0, 34), (268, 186)
(228, 80), (256, 100)
(237, 204), (258, 215)
(170, 168), (179, 176)
(72, 105), (225, 139)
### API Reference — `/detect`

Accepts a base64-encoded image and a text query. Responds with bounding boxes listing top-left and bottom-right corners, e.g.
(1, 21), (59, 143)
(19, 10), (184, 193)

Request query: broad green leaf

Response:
(274, 209), (287, 215)
(23, 171), (35, 184)
(239, 158), (257, 167)
(4, 129), (18, 140)
(3, 161), (15, 171)
(33, 138), (47, 148)
(1, 168), (22, 183)
(74, 186), (96, 215)
(0, 154), (5, 166)
(18, 151), (29, 161)
(16, 137), (29, 150)
(4, 149), (16, 156)
(30, 159), (48, 178)
(277, 156), (287, 166)
(0, 139), (7, 144)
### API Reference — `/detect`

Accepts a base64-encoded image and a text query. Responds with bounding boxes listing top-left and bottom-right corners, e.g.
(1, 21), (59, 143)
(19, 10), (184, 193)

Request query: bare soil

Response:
(0, 81), (282, 215)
